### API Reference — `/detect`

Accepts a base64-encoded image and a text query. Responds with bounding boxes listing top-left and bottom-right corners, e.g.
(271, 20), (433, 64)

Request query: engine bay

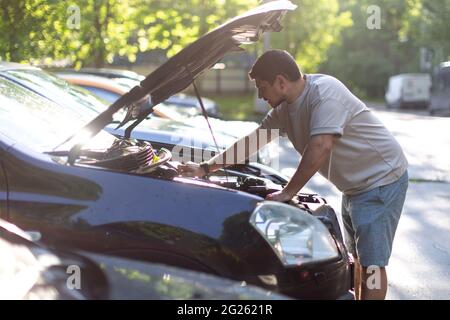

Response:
(71, 138), (342, 240)
(74, 139), (327, 207)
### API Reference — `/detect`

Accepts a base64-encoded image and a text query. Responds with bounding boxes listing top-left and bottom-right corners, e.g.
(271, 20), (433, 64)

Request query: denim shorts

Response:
(341, 171), (409, 267)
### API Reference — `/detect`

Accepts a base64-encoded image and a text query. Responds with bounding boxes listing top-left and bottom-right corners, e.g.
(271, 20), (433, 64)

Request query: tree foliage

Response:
(0, 0), (349, 69)
(416, 0), (450, 62)
(0, 0), (63, 62)
(0, 0), (258, 67)
(0, 0), (448, 94)
(128, 0), (258, 58)
(270, 0), (352, 72)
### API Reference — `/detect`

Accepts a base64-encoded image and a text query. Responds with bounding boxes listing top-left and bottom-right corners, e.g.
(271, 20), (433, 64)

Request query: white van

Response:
(385, 73), (432, 108)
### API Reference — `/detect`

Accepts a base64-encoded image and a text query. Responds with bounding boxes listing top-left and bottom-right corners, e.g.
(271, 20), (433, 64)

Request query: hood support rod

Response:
(187, 67), (229, 181)
(191, 82), (221, 155)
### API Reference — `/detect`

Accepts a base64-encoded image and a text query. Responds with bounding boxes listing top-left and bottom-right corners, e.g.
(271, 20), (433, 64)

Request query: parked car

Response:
(54, 68), (222, 117)
(385, 73), (432, 109)
(0, 1), (353, 299)
(53, 67), (145, 81)
(429, 62), (450, 116)
(0, 218), (289, 300)
(55, 72), (258, 140)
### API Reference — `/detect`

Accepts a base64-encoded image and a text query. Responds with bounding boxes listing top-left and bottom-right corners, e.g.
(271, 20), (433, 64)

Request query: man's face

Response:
(255, 78), (286, 108)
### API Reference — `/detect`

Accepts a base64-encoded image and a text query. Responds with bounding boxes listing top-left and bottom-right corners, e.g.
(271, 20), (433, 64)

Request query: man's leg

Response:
(361, 266), (387, 300)
(354, 257), (388, 300)
(342, 195), (360, 299)
(354, 258), (361, 300)
(348, 171), (408, 300)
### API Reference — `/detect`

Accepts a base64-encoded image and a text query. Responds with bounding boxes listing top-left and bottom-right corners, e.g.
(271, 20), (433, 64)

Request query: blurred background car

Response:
(55, 72), (257, 138)
(0, 218), (289, 300)
(53, 68), (222, 118)
(385, 73), (432, 109)
(429, 62), (450, 116)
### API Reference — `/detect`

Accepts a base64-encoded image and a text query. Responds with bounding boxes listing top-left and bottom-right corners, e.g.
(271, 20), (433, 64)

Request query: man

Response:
(178, 50), (408, 300)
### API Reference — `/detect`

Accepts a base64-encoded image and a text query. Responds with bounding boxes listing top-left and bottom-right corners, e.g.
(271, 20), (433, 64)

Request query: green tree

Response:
(3, 0), (346, 69)
(0, 0), (65, 62)
(413, 0), (450, 63)
(270, 0), (352, 72)
(129, 0), (257, 58)
(0, 0), (137, 67)
(1, 0), (447, 72)
(61, 0), (138, 67)
(320, 0), (424, 98)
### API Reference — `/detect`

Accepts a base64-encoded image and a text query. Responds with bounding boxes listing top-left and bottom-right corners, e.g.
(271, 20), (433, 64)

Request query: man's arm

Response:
(178, 126), (277, 177)
(266, 134), (336, 202)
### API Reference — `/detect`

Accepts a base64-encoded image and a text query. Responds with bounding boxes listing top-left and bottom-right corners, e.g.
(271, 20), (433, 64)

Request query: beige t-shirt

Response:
(261, 74), (408, 195)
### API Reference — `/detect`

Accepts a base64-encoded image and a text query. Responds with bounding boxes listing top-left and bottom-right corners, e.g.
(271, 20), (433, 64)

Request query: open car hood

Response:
(67, 0), (296, 163)
(144, 0), (296, 107)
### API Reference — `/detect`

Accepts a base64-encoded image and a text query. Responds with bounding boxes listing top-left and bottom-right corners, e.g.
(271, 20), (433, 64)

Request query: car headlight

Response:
(249, 201), (339, 266)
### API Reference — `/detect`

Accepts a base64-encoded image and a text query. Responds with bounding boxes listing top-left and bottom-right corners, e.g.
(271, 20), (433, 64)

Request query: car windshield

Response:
(4, 69), (108, 117)
(0, 77), (115, 153)
(7, 69), (210, 142)
(3, 68), (131, 131)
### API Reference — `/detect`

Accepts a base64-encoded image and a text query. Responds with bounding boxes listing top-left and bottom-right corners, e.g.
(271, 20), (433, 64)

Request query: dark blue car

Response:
(0, 1), (353, 299)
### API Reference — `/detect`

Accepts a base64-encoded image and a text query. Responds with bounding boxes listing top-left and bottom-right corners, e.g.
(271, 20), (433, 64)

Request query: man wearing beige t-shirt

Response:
(179, 50), (408, 300)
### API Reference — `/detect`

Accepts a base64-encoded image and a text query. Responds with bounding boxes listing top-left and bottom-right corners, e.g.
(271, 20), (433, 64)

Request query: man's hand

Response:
(178, 162), (205, 177)
(271, 134), (335, 202)
(266, 190), (296, 203)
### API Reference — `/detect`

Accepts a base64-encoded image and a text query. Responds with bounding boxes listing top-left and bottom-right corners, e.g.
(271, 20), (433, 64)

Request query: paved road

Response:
(272, 105), (450, 300)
